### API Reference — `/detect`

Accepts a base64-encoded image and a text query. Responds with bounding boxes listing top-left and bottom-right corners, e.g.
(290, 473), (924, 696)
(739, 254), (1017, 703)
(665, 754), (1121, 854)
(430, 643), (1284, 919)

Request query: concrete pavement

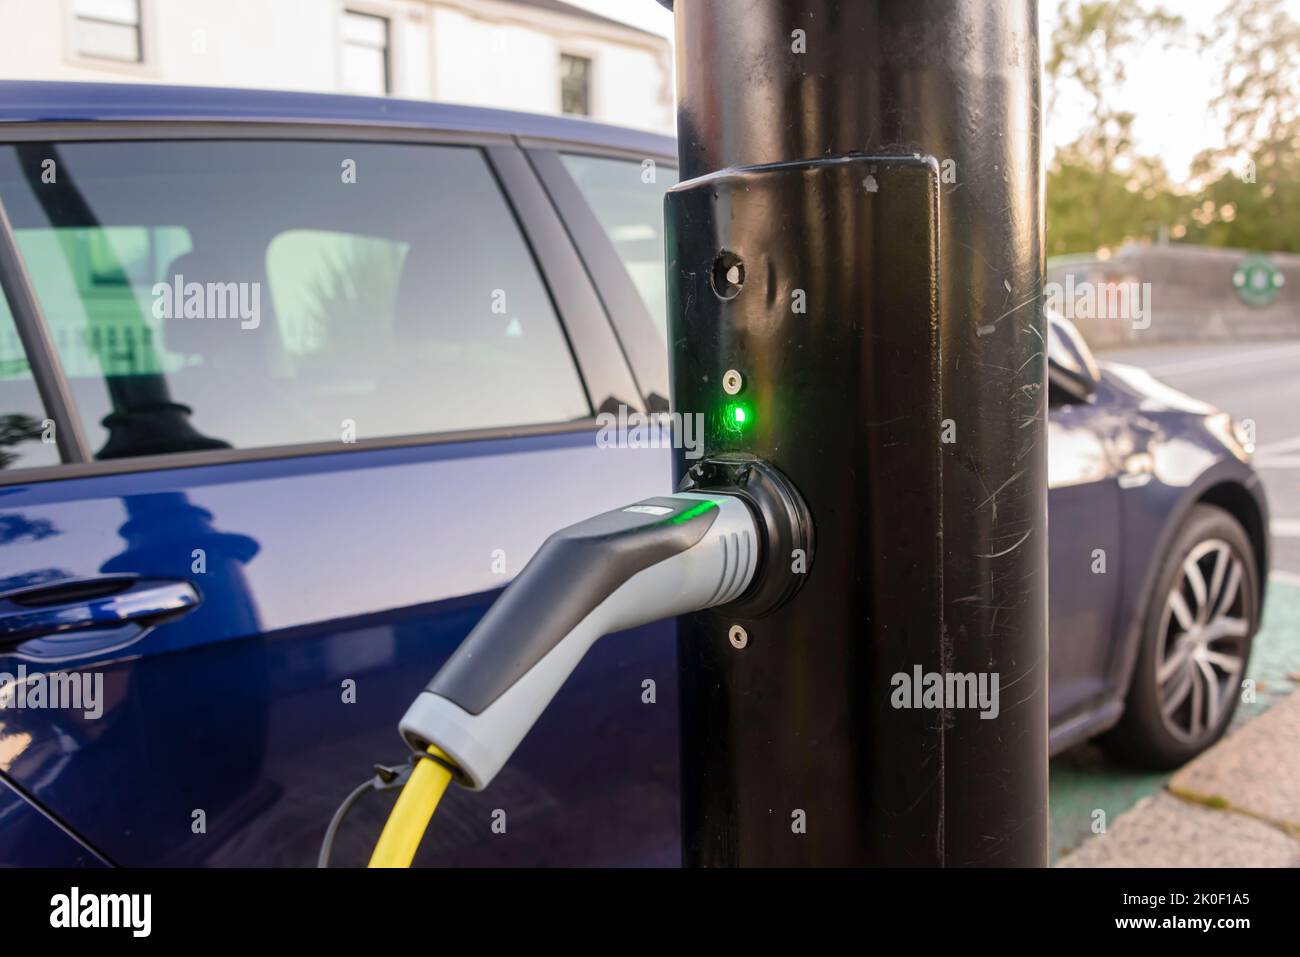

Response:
(1058, 688), (1300, 867)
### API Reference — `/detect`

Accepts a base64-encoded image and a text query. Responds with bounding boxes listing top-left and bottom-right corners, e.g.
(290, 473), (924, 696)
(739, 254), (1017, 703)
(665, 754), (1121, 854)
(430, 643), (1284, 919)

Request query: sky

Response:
(1038, 0), (1300, 184)
(563, 0), (674, 38)
(567, 0), (1299, 187)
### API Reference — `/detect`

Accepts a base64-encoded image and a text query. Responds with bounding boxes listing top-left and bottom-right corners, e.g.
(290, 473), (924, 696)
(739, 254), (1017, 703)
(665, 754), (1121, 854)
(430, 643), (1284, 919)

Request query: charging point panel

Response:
(668, 155), (949, 865)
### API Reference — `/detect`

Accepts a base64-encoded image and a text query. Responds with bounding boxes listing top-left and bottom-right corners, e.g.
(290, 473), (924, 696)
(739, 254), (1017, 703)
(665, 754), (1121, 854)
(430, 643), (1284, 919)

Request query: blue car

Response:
(0, 82), (1268, 867)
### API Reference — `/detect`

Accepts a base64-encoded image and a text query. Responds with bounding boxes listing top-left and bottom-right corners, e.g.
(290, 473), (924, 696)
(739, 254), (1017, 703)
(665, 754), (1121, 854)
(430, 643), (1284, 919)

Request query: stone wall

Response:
(1045, 244), (1300, 349)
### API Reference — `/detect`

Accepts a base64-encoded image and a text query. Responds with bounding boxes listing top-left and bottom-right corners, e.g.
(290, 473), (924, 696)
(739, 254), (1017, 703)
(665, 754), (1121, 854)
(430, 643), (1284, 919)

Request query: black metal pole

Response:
(665, 0), (1048, 865)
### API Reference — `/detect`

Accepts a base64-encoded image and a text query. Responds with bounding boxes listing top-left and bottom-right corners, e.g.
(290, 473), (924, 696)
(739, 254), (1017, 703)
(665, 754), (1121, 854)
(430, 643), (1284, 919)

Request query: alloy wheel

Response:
(1155, 538), (1251, 745)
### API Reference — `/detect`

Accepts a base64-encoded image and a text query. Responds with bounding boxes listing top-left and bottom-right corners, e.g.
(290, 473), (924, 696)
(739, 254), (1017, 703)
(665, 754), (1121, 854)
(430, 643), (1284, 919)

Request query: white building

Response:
(0, 0), (675, 133)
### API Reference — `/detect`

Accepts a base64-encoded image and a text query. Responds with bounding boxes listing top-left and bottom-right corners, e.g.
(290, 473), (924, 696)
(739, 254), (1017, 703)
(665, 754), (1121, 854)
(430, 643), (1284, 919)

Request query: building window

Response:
(72, 0), (143, 63)
(341, 10), (391, 96)
(560, 54), (592, 117)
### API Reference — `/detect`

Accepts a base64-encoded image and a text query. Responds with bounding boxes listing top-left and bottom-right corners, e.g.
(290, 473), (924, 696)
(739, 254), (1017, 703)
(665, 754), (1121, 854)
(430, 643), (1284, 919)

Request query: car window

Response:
(0, 291), (61, 471)
(560, 153), (677, 341)
(0, 140), (590, 460)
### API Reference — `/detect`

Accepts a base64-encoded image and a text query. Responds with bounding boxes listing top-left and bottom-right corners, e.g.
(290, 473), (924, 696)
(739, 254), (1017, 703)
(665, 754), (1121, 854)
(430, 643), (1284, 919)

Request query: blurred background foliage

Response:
(1046, 0), (1300, 256)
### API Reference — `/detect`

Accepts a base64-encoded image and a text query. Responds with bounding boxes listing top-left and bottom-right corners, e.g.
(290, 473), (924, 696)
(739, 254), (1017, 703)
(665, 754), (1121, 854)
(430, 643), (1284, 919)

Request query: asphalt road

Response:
(1050, 338), (1300, 862)
(1097, 339), (1300, 579)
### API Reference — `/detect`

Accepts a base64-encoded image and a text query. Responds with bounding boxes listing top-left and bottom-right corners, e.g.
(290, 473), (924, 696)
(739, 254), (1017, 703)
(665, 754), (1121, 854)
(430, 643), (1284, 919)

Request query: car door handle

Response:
(0, 577), (201, 648)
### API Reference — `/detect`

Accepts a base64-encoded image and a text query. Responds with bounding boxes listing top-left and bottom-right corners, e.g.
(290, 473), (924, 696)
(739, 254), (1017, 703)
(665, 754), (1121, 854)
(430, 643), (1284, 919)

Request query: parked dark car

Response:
(0, 82), (1268, 866)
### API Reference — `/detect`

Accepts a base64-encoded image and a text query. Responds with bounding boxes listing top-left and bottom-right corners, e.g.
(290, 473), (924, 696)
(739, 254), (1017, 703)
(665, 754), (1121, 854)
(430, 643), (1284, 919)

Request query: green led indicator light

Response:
(723, 402), (753, 433)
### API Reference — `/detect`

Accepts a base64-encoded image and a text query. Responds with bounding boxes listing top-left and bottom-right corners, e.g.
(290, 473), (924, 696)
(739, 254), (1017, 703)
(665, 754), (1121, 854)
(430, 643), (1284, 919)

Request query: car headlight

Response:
(1209, 412), (1254, 460)
(1231, 417), (1256, 456)
(1196, 410), (1248, 460)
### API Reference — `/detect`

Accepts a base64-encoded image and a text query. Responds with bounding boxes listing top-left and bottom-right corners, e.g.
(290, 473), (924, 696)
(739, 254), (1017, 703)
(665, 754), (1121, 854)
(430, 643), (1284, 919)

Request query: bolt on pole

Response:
(664, 0), (1048, 865)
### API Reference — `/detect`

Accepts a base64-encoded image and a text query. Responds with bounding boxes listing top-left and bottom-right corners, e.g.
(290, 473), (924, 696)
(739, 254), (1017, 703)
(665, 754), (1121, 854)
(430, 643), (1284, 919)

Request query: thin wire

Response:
(317, 764), (412, 869)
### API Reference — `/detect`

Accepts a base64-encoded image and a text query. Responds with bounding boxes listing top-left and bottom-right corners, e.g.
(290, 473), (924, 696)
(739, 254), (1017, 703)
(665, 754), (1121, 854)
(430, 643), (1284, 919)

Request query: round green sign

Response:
(1232, 254), (1284, 307)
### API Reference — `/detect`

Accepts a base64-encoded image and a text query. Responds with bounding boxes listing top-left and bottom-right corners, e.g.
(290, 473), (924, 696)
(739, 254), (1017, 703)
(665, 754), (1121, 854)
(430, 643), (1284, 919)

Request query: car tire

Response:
(1102, 503), (1259, 770)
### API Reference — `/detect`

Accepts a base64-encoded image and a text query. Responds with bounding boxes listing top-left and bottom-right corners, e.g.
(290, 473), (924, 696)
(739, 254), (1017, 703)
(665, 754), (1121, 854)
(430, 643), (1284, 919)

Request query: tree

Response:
(1044, 0), (1185, 255)
(1185, 0), (1300, 252)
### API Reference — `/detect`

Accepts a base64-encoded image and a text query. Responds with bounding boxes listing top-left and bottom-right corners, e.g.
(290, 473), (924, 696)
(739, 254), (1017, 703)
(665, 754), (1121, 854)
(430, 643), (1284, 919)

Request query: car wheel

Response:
(1102, 503), (1259, 770)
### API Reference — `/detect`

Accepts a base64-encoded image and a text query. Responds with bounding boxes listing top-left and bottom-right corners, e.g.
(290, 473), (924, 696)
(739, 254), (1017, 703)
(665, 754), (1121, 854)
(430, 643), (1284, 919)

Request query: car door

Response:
(1046, 322), (1125, 733)
(0, 128), (678, 867)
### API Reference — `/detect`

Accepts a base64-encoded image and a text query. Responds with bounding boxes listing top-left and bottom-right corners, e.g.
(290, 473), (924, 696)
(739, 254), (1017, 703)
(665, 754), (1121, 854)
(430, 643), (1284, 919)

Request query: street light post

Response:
(663, 0), (1049, 866)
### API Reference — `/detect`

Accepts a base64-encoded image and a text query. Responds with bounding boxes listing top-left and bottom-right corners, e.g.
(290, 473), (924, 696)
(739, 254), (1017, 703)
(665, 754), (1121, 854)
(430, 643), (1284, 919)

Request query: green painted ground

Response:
(1049, 579), (1300, 863)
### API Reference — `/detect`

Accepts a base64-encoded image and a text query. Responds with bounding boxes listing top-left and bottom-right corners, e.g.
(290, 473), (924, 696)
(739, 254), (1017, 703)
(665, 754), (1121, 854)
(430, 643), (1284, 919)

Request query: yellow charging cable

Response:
(368, 746), (455, 868)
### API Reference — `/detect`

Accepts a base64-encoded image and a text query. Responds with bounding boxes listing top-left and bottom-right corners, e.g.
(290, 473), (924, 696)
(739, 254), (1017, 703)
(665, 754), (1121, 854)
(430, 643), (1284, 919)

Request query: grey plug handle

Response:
(428, 495), (722, 714)
(400, 492), (759, 789)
